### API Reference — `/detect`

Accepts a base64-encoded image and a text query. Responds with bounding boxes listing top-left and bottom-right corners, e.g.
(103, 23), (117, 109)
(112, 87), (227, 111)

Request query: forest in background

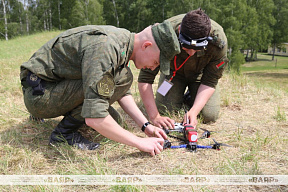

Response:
(1, 0), (288, 70)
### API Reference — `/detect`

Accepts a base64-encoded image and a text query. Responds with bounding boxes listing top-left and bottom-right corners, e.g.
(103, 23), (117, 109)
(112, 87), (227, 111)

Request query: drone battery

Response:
(184, 124), (198, 142)
(187, 130), (198, 142)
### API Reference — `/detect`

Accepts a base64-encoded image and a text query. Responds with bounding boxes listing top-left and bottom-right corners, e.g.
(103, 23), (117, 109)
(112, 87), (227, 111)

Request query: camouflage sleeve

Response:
(137, 67), (160, 84)
(81, 41), (118, 118)
(123, 89), (131, 96)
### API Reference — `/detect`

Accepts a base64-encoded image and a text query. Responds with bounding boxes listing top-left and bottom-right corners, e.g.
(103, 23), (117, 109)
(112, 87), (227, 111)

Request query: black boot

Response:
(49, 115), (100, 150)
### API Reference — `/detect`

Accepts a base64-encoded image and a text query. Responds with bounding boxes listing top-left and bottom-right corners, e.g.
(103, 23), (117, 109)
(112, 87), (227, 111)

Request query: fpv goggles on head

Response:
(179, 32), (212, 50)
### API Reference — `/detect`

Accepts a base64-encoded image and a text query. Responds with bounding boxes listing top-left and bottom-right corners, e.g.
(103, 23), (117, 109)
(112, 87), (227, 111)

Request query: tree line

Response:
(1, 0), (288, 69)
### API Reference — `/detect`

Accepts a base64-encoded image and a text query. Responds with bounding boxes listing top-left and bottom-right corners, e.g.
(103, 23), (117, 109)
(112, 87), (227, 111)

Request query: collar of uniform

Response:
(197, 49), (205, 57)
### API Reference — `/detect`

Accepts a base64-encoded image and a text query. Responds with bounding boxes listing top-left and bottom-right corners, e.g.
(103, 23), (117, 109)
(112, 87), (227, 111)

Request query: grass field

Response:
(241, 53), (288, 92)
(0, 33), (287, 192)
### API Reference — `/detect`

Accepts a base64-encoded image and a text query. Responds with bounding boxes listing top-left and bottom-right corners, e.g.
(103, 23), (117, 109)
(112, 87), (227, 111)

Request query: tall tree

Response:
(111, 0), (119, 27)
(58, 0), (62, 30)
(86, 0), (104, 25)
(69, 0), (104, 27)
(8, 0), (25, 35)
(0, 0), (8, 40)
(213, 0), (248, 71)
(253, 0), (275, 52)
(271, 0), (288, 60)
(241, 2), (259, 60)
(70, 0), (86, 27)
(102, 0), (153, 32)
(23, 0), (30, 34)
(243, 0), (275, 60)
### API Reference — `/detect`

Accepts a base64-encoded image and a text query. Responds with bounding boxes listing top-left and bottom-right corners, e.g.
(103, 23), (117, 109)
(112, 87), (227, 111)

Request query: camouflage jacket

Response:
(138, 14), (228, 88)
(20, 25), (134, 118)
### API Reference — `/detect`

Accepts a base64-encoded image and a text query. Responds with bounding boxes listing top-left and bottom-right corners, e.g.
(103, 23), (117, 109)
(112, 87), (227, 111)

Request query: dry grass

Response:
(0, 33), (287, 191)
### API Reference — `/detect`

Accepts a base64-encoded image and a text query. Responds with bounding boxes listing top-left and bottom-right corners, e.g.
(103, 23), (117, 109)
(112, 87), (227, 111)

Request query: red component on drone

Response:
(184, 124), (198, 142)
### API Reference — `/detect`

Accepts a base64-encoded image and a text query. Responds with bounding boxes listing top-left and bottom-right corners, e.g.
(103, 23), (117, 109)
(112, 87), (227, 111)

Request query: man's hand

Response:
(144, 124), (168, 140)
(86, 115), (166, 157)
(136, 137), (164, 156)
(138, 83), (175, 129)
(183, 111), (198, 128)
(151, 115), (175, 129)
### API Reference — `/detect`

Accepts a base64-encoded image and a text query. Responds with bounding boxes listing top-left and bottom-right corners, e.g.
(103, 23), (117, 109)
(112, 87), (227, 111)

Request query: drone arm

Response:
(197, 145), (213, 149)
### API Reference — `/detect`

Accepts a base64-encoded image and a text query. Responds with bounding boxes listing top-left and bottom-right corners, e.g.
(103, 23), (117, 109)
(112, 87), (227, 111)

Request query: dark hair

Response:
(181, 9), (211, 39)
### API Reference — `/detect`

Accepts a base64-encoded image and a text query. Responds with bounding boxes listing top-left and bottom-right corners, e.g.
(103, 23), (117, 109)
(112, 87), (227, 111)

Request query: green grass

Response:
(0, 31), (62, 60)
(241, 53), (288, 92)
(241, 53), (288, 71)
(0, 32), (288, 192)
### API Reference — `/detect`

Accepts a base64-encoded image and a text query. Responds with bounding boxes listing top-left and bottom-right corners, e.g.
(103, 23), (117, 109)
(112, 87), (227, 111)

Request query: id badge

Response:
(157, 79), (173, 96)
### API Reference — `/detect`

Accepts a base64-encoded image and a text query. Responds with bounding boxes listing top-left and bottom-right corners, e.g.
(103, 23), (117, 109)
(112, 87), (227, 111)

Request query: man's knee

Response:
(201, 104), (220, 123)
(201, 85), (221, 123)
(201, 100), (220, 123)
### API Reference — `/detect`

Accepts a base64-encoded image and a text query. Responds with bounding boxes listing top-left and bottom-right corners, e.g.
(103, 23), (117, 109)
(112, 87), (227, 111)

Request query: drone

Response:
(163, 122), (232, 152)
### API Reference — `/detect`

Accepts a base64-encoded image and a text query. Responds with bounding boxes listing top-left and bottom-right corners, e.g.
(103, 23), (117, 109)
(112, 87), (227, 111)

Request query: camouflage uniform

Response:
(20, 25), (134, 122)
(138, 14), (228, 123)
(20, 21), (181, 150)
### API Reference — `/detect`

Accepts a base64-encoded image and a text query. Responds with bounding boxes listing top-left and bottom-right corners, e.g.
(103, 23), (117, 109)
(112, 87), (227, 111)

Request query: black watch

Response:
(141, 122), (151, 132)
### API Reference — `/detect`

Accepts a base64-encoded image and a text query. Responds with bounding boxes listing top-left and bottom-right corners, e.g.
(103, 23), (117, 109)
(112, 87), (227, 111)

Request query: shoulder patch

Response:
(210, 30), (226, 49)
(96, 73), (115, 98)
(209, 20), (227, 50)
(215, 57), (229, 70)
(216, 61), (225, 69)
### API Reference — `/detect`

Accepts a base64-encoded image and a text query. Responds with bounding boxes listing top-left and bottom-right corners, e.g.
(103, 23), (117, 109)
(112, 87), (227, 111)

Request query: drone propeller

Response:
(211, 138), (233, 150)
(199, 128), (216, 139)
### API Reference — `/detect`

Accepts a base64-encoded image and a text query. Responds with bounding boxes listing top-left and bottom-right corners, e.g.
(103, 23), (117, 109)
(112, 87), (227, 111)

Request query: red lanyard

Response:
(169, 55), (191, 81)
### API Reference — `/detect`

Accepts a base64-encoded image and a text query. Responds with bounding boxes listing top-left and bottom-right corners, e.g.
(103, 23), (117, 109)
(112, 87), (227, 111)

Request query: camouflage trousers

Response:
(21, 79), (122, 123)
(155, 73), (221, 123)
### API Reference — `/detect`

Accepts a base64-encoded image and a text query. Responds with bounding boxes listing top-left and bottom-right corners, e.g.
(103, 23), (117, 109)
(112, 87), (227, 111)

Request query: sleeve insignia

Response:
(96, 73), (115, 98)
(216, 61), (225, 69)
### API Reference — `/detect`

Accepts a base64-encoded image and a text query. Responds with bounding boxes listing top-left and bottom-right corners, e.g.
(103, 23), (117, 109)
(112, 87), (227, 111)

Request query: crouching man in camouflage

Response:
(20, 21), (180, 156)
(138, 9), (228, 129)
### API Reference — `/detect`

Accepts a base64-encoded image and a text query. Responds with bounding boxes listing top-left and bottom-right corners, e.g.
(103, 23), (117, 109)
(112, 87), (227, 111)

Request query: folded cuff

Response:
(81, 99), (109, 118)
